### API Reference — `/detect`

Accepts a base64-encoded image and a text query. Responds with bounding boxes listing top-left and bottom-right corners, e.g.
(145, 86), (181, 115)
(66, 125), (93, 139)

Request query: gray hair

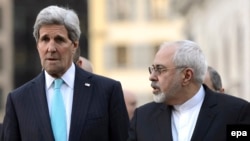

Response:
(160, 40), (207, 84)
(207, 66), (223, 91)
(33, 5), (81, 42)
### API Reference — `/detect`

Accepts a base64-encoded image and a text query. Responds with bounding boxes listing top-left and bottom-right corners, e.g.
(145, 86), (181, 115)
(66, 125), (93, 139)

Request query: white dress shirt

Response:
(45, 63), (75, 141)
(171, 86), (205, 141)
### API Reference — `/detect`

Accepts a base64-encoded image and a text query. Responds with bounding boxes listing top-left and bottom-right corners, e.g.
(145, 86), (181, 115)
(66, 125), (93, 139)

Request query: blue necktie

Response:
(51, 78), (67, 141)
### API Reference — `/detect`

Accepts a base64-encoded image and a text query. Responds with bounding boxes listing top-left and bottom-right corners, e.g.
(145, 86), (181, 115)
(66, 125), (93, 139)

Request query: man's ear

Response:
(73, 41), (79, 48)
(219, 88), (225, 93)
(72, 41), (79, 54)
(182, 68), (193, 85)
(76, 59), (83, 67)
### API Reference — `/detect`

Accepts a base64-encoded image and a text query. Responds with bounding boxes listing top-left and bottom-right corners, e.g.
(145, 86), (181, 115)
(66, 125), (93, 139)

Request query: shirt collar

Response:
(45, 63), (75, 90)
(173, 85), (205, 112)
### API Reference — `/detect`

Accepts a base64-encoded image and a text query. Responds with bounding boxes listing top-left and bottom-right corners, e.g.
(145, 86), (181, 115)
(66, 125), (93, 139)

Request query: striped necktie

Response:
(51, 78), (67, 141)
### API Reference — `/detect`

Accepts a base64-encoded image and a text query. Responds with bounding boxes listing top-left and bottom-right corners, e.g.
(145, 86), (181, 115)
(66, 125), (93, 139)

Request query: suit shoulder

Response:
(217, 93), (249, 105)
(91, 73), (121, 84)
(10, 74), (42, 97)
(133, 102), (170, 122)
(77, 67), (120, 84)
(11, 79), (34, 94)
(136, 102), (165, 114)
(204, 85), (249, 105)
(206, 92), (250, 112)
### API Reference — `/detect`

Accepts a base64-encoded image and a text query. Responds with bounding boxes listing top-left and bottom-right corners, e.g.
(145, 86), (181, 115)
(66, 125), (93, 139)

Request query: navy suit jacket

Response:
(2, 65), (129, 141)
(127, 85), (250, 141)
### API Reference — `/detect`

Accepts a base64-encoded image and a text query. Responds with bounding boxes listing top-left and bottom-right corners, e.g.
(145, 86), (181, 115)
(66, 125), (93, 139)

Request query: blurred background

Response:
(0, 0), (250, 121)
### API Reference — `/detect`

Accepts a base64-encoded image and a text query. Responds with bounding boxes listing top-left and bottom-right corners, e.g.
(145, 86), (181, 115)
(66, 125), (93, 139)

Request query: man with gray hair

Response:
(2, 5), (129, 141)
(127, 40), (250, 141)
(204, 66), (224, 93)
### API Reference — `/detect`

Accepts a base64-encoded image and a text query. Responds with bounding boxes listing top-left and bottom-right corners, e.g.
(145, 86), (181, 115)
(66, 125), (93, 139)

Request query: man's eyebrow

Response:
(40, 34), (48, 38)
(154, 64), (165, 68)
(55, 34), (66, 37)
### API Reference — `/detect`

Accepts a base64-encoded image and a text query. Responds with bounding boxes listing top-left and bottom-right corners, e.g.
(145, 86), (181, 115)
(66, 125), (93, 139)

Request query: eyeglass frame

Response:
(148, 65), (187, 75)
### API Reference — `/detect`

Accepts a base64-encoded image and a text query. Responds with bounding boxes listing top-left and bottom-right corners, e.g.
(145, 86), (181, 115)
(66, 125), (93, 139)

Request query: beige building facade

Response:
(170, 0), (250, 100)
(88, 0), (185, 106)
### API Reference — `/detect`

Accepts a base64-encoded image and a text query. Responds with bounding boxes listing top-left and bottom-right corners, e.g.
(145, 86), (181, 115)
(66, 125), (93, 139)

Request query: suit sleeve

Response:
(2, 93), (21, 141)
(109, 82), (129, 141)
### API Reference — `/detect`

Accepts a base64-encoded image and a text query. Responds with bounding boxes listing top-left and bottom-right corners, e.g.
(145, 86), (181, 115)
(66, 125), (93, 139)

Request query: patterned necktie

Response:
(51, 78), (67, 141)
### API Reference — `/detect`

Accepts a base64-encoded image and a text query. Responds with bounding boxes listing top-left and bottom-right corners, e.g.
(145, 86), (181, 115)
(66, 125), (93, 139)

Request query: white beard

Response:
(153, 93), (166, 103)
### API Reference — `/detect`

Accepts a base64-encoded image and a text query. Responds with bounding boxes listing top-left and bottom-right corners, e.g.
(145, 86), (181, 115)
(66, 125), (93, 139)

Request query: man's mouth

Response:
(151, 83), (160, 94)
(46, 57), (59, 61)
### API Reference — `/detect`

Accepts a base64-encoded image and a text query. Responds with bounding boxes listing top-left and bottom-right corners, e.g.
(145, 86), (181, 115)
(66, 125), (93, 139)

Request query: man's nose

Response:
(149, 73), (158, 81)
(48, 41), (57, 52)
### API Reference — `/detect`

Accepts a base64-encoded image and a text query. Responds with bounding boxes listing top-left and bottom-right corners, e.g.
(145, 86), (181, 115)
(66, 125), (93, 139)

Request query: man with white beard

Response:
(127, 40), (250, 141)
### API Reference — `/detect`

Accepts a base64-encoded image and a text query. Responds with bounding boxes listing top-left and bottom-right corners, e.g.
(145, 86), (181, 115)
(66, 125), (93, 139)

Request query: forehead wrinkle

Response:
(39, 25), (68, 36)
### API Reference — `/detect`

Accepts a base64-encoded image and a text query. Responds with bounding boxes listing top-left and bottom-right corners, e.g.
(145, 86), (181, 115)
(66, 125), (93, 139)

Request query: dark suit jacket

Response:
(0, 123), (2, 141)
(2, 66), (129, 141)
(127, 85), (250, 141)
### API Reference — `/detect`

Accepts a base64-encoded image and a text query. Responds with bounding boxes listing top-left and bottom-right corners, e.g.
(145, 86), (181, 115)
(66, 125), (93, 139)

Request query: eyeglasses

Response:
(148, 65), (186, 75)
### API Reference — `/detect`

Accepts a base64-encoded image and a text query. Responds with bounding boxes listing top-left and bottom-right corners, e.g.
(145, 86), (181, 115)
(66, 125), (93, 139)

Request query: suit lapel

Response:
(191, 86), (218, 141)
(31, 72), (54, 140)
(69, 68), (93, 141)
(155, 104), (173, 141)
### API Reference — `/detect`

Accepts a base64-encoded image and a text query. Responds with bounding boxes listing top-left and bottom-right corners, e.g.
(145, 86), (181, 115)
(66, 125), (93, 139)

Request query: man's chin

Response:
(153, 93), (166, 103)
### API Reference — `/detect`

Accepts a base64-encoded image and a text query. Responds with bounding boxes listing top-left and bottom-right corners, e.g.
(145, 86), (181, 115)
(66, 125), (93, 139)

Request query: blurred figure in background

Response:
(203, 66), (224, 93)
(73, 47), (93, 73)
(77, 56), (93, 73)
(123, 89), (137, 120)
